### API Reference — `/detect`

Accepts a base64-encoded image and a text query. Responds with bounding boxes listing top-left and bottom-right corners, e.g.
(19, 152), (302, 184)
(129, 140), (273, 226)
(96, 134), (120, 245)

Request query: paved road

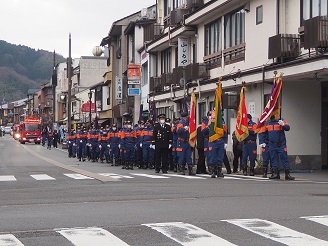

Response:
(0, 135), (328, 245)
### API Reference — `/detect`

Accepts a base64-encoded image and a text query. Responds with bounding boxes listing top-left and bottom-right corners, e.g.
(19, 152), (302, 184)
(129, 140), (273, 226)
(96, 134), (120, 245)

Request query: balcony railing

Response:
(268, 34), (301, 59)
(304, 16), (328, 50)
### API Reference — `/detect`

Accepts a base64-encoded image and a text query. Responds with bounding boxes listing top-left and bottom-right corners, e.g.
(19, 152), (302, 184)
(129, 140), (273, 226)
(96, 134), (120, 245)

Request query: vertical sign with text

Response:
(178, 37), (189, 66)
(116, 77), (123, 100)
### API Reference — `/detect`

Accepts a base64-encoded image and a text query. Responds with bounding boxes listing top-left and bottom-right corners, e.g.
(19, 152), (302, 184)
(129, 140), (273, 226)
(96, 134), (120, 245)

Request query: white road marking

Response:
(64, 174), (94, 180)
(30, 174), (56, 180)
(223, 218), (328, 245)
(227, 174), (268, 180)
(56, 227), (129, 246)
(0, 234), (24, 245)
(301, 215), (328, 226)
(98, 173), (134, 179)
(131, 173), (170, 179)
(143, 222), (236, 246)
(163, 174), (207, 179)
(0, 175), (17, 181)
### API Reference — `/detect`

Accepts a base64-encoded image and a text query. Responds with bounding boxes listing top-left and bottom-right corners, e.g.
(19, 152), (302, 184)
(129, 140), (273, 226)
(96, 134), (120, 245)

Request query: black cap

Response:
(174, 117), (180, 121)
(158, 113), (166, 119)
(207, 111), (211, 116)
(165, 118), (171, 123)
(247, 114), (252, 119)
(147, 119), (153, 125)
(181, 112), (188, 117)
(202, 116), (208, 121)
(112, 123), (117, 127)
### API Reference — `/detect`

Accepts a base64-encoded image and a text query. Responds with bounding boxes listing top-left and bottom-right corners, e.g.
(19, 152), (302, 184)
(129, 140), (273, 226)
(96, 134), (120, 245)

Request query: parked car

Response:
(4, 126), (12, 134)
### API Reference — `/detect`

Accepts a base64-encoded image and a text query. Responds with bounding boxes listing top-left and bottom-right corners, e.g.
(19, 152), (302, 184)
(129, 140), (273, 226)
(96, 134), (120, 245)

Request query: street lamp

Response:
(88, 90), (92, 127)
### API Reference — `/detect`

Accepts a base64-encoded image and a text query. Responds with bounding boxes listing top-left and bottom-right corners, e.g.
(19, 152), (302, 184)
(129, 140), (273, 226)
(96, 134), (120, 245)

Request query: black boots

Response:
(210, 166), (224, 178)
(179, 165), (185, 175)
(211, 166), (217, 178)
(269, 168), (280, 179)
(243, 166), (247, 176)
(249, 167), (255, 176)
(188, 166), (196, 176)
(285, 169), (295, 180)
(262, 167), (268, 178)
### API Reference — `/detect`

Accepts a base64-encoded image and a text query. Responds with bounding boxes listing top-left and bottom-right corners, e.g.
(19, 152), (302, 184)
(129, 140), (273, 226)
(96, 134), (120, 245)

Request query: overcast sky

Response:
(0, 0), (155, 58)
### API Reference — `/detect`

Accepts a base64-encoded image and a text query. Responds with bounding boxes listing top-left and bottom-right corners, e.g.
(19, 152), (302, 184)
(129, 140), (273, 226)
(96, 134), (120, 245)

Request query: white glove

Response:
(99, 145), (102, 149)
(140, 143), (143, 148)
(278, 120), (285, 126)
(150, 144), (155, 150)
(260, 143), (266, 148)
(68, 141), (71, 144)
(168, 144), (172, 149)
(184, 126), (189, 130)
(107, 144), (110, 148)
(224, 144), (227, 150)
(80, 140), (83, 143)
(118, 144), (121, 149)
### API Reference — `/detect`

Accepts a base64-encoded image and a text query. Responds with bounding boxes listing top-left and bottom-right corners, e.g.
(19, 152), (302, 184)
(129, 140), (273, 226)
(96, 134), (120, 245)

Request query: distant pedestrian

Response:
(53, 130), (59, 148)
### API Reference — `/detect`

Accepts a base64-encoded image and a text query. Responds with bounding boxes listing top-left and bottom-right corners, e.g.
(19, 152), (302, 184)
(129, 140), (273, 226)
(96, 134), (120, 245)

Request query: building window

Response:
(164, 0), (171, 17)
(198, 102), (206, 124)
(161, 48), (171, 74)
(205, 18), (222, 57)
(301, 0), (328, 25)
(224, 8), (245, 49)
(142, 62), (148, 86)
(256, 5), (263, 25)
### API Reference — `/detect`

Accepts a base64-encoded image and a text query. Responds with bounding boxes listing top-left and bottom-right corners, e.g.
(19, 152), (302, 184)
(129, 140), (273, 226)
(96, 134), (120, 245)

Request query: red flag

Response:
(189, 90), (197, 147)
(257, 75), (282, 130)
(235, 86), (249, 142)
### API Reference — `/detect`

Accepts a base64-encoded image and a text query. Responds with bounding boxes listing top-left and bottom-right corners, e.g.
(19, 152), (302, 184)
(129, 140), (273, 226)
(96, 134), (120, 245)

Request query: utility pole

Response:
(67, 33), (72, 134)
(52, 50), (57, 124)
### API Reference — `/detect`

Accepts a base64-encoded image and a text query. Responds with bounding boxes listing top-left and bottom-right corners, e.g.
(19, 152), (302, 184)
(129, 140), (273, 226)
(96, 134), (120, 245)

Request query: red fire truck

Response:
(19, 118), (41, 144)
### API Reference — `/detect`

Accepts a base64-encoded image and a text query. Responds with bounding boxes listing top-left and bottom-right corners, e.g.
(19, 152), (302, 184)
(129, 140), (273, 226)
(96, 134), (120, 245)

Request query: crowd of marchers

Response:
(41, 110), (295, 180)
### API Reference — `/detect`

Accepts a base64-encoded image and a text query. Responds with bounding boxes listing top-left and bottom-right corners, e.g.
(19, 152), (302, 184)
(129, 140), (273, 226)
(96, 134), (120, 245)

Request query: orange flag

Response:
(235, 86), (249, 142)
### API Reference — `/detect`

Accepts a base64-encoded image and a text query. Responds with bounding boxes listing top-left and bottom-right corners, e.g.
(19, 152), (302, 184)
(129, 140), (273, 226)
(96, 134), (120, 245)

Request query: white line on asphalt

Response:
(163, 174), (207, 179)
(0, 175), (17, 181)
(301, 215), (328, 226)
(223, 218), (328, 245)
(226, 174), (269, 180)
(56, 227), (129, 246)
(30, 174), (56, 180)
(0, 234), (24, 245)
(143, 222), (236, 246)
(98, 173), (134, 179)
(131, 173), (170, 179)
(64, 174), (94, 180)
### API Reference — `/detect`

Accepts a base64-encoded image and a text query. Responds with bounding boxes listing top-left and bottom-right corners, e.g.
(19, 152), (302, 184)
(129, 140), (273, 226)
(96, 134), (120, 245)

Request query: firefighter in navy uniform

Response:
(98, 127), (108, 163)
(140, 119), (155, 169)
(67, 128), (76, 157)
(153, 114), (173, 173)
(121, 120), (137, 170)
(135, 121), (144, 168)
(119, 121), (127, 168)
(87, 125), (99, 162)
(109, 123), (120, 166)
(76, 126), (87, 161)
(176, 112), (195, 175)
(242, 114), (258, 176)
(259, 125), (272, 178)
(171, 117), (180, 172)
(165, 118), (174, 171)
(264, 115), (295, 180)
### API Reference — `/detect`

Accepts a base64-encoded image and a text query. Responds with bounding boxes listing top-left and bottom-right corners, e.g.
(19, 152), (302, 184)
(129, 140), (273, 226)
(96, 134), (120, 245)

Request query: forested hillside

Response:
(0, 40), (66, 102)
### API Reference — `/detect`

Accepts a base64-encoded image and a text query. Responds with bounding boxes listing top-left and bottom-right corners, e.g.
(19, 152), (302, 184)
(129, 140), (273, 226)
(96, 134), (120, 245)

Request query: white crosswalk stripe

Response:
(98, 173), (134, 179)
(0, 234), (24, 246)
(63, 174), (94, 180)
(30, 174), (56, 180)
(301, 215), (328, 226)
(55, 227), (129, 246)
(131, 173), (170, 179)
(0, 175), (17, 181)
(143, 222), (236, 245)
(163, 174), (207, 179)
(223, 218), (328, 246)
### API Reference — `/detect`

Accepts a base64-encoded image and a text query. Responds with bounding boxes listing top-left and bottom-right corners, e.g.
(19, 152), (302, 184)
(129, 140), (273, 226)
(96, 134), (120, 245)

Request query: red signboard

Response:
(127, 64), (141, 80)
(81, 101), (96, 113)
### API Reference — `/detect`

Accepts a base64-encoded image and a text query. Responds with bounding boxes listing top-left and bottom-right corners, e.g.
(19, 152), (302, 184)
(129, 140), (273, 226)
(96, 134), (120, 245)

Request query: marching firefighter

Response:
(241, 114), (258, 176)
(171, 117), (180, 172)
(67, 128), (76, 158)
(47, 128), (54, 150)
(98, 127), (108, 163)
(259, 125), (272, 178)
(120, 120), (137, 170)
(165, 118), (174, 171)
(176, 112), (195, 175)
(119, 121), (127, 168)
(265, 115), (295, 180)
(87, 125), (99, 162)
(135, 121), (144, 168)
(76, 126), (87, 161)
(109, 123), (120, 166)
(140, 119), (155, 169)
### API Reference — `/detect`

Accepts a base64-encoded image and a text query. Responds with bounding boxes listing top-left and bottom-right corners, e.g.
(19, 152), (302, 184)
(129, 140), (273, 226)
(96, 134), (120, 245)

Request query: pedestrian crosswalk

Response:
(1, 215), (328, 245)
(0, 172), (288, 182)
